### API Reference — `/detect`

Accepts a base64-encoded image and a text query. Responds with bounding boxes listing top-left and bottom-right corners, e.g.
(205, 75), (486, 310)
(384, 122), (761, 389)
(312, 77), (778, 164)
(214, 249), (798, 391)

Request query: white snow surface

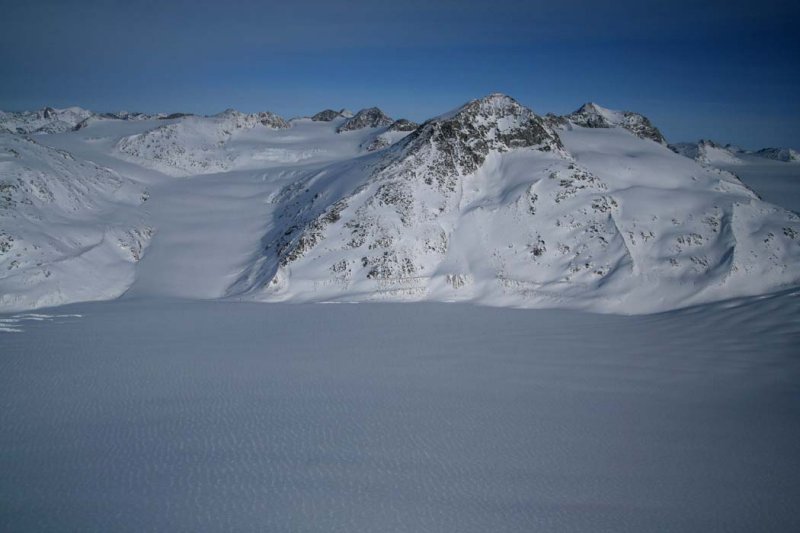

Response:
(1, 293), (799, 531)
(3, 94), (800, 532)
(1, 94), (799, 313)
(0, 106), (94, 134)
(0, 133), (151, 311)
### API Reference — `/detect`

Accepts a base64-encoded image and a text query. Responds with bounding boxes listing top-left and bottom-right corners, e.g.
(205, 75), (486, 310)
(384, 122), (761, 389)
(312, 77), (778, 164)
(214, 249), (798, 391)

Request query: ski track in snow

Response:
(1, 294), (799, 531)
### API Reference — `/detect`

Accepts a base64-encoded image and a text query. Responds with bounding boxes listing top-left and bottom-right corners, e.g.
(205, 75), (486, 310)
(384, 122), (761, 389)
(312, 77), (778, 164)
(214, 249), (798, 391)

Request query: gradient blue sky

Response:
(2, 0), (798, 148)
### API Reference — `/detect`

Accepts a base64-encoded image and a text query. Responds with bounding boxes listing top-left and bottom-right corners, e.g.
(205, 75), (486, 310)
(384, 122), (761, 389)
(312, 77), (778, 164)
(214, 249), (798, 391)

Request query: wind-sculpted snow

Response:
(1, 295), (799, 531)
(0, 133), (151, 311)
(116, 109), (290, 175)
(232, 95), (800, 313)
(567, 102), (667, 144)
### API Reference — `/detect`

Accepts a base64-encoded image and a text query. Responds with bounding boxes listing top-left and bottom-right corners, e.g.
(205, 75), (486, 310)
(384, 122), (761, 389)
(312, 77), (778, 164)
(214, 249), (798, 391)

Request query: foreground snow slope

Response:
(1, 293), (798, 531)
(1, 93), (798, 312)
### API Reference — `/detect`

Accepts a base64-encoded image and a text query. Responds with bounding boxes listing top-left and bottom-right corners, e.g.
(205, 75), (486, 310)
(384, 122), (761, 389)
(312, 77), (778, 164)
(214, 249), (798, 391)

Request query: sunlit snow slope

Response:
(1, 94), (798, 312)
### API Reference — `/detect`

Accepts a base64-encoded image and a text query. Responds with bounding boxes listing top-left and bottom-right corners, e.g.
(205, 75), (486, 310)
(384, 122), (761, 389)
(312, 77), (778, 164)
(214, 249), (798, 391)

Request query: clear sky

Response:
(2, 0), (798, 148)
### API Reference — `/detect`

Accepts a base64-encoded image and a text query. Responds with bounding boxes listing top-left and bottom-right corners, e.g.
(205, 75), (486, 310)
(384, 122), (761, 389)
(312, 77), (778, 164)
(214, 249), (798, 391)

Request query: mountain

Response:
(670, 140), (800, 165)
(363, 118), (420, 152)
(753, 147), (800, 162)
(0, 107), (94, 134)
(116, 109), (290, 176)
(669, 140), (744, 165)
(566, 102), (667, 144)
(1, 93), (798, 313)
(230, 94), (799, 312)
(337, 107), (394, 132)
(311, 109), (342, 121)
(0, 133), (150, 311)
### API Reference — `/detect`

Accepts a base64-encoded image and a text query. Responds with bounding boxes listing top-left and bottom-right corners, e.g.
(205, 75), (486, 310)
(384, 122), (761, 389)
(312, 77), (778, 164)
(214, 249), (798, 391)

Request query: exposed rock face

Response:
(362, 119), (420, 152)
(337, 107), (394, 132)
(311, 109), (342, 122)
(567, 103), (666, 144)
(234, 93), (567, 297)
(388, 119), (419, 132)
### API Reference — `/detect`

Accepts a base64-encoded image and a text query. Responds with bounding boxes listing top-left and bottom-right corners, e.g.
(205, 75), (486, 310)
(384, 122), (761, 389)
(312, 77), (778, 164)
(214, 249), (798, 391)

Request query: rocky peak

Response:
(211, 109), (289, 130)
(311, 109), (342, 122)
(388, 119), (418, 132)
(396, 93), (563, 177)
(336, 107), (394, 132)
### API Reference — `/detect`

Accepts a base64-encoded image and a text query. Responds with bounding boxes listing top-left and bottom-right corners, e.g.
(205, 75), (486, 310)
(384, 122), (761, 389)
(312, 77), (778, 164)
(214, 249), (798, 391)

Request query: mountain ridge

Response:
(1, 93), (798, 313)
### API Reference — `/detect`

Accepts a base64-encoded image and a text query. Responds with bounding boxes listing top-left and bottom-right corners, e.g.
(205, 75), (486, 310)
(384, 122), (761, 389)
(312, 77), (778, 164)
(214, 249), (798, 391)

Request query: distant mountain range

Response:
(1, 95), (798, 312)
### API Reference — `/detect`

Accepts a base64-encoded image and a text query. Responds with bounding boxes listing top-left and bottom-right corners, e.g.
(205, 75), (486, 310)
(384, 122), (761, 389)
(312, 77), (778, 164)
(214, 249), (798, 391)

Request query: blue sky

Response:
(1, 0), (798, 148)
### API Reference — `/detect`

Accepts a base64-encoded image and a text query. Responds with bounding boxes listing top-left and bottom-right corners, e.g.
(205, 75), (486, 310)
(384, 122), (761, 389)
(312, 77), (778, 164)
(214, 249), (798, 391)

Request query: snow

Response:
(1, 293), (799, 531)
(2, 94), (800, 531)
(718, 156), (800, 212)
(0, 133), (151, 311)
(2, 94), (799, 314)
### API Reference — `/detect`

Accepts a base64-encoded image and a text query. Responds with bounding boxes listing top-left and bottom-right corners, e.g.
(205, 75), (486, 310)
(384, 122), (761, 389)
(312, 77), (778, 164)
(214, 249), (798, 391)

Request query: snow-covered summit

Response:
(229, 93), (799, 312)
(0, 106), (94, 134)
(670, 141), (800, 165)
(567, 102), (666, 144)
(669, 140), (744, 165)
(115, 109), (290, 175)
(1, 93), (798, 313)
(754, 147), (800, 162)
(337, 107), (394, 132)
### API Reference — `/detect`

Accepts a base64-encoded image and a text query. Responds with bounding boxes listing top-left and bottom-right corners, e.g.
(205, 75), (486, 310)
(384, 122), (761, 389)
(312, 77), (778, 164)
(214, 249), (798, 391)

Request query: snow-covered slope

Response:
(362, 118), (420, 152)
(1, 93), (798, 313)
(753, 147), (800, 162)
(566, 102), (667, 144)
(669, 140), (744, 165)
(0, 133), (151, 311)
(115, 109), (290, 176)
(671, 141), (800, 165)
(230, 94), (799, 312)
(0, 106), (94, 134)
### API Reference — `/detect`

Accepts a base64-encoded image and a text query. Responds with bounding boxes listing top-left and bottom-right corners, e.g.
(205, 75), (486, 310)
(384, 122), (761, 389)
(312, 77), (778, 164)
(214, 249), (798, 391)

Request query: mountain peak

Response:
(568, 103), (666, 144)
(311, 109), (341, 122)
(410, 93), (562, 159)
(336, 107), (393, 132)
